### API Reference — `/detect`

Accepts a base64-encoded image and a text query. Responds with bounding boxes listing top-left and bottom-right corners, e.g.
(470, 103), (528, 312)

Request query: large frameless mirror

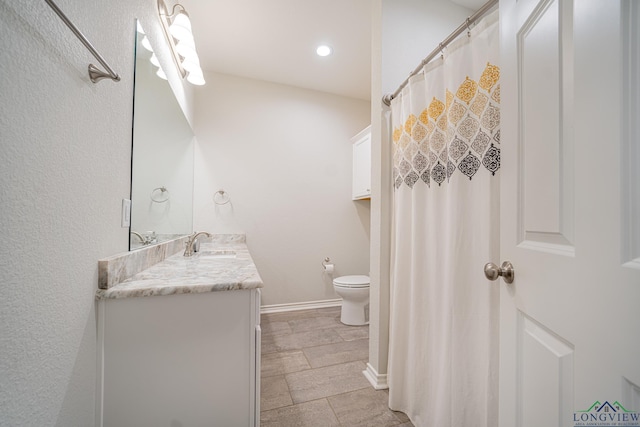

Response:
(129, 21), (194, 250)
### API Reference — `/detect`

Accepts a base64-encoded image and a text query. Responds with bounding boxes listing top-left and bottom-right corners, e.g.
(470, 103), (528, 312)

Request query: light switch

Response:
(121, 199), (131, 228)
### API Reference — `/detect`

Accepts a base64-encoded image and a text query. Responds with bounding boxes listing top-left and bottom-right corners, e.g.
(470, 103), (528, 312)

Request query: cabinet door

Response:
(99, 291), (255, 427)
(352, 127), (371, 200)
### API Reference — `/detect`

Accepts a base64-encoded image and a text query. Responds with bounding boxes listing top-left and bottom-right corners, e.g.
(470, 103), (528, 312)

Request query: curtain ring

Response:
(439, 43), (445, 59)
(466, 17), (472, 37)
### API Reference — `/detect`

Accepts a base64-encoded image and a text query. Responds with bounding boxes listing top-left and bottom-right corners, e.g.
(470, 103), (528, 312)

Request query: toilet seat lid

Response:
(333, 275), (370, 288)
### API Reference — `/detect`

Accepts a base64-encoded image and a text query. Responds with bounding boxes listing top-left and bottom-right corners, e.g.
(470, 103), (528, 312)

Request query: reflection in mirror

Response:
(130, 21), (194, 250)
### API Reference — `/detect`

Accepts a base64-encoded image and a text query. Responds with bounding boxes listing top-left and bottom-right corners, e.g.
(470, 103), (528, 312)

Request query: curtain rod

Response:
(382, 0), (498, 106)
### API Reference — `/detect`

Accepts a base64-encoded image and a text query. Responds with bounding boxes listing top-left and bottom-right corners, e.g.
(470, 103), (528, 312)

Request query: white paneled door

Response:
(499, 0), (640, 426)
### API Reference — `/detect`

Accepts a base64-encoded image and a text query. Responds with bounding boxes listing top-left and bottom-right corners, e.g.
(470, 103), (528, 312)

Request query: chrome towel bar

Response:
(44, 0), (120, 83)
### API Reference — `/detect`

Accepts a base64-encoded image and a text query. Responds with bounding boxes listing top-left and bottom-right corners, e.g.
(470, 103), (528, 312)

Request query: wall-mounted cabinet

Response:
(352, 125), (371, 200)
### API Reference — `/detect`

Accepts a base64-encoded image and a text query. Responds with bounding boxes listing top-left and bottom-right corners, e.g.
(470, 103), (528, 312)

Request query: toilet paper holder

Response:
(321, 257), (334, 274)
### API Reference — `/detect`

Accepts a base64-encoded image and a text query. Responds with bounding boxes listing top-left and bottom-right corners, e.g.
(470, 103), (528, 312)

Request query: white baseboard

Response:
(261, 299), (341, 314)
(363, 362), (389, 390)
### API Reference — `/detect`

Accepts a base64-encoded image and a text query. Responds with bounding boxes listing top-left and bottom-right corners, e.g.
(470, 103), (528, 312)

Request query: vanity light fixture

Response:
(157, 0), (205, 85)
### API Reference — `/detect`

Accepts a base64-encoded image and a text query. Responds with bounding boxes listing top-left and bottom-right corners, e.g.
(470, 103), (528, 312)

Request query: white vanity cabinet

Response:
(352, 125), (371, 200)
(97, 289), (261, 427)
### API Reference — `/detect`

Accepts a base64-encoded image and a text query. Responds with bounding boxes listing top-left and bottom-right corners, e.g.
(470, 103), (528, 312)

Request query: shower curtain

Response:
(387, 11), (500, 427)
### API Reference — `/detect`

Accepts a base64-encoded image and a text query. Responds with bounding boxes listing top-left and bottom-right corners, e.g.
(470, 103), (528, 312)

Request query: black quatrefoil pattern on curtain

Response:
(392, 62), (501, 189)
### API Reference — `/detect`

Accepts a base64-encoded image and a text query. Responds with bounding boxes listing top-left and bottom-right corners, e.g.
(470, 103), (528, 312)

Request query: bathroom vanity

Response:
(96, 235), (262, 427)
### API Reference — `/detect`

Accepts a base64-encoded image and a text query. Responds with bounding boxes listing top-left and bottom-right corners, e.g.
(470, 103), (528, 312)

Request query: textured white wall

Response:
(193, 72), (371, 306)
(0, 0), (194, 425)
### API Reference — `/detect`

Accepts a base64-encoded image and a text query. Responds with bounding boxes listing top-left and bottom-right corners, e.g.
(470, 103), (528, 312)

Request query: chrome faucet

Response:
(131, 231), (156, 246)
(184, 231), (212, 257)
(131, 231), (146, 244)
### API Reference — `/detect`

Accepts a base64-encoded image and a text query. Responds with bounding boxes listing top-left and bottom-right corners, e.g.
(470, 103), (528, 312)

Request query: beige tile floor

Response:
(260, 307), (414, 427)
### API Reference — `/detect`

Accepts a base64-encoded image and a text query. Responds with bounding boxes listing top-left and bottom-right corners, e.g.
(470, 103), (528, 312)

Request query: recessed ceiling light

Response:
(316, 45), (332, 57)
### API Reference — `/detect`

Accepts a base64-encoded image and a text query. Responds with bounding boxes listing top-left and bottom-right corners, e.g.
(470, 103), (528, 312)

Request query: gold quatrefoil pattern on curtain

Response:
(392, 62), (500, 189)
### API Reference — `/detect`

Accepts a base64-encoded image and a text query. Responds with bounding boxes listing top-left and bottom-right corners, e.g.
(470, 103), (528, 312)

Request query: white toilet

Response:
(333, 275), (370, 326)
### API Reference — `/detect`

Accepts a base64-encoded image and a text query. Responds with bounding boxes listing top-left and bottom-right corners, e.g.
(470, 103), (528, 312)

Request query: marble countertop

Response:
(96, 241), (263, 300)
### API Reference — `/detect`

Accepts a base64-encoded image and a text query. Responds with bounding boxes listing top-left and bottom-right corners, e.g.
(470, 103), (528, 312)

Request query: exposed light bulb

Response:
(182, 55), (200, 72)
(187, 69), (205, 85)
(176, 41), (196, 58)
(170, 13), (193, 41)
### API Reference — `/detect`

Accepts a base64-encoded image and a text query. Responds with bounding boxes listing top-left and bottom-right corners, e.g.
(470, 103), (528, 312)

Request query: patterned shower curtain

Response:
(387, 11), (500, 427)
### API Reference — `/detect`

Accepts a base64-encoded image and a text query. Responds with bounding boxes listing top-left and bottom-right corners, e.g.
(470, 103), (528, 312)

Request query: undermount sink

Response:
(197, 250), (237, 259)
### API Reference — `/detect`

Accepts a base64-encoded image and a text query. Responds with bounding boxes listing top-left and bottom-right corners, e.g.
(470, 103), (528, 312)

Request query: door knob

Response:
(484, 261), (515, 284)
